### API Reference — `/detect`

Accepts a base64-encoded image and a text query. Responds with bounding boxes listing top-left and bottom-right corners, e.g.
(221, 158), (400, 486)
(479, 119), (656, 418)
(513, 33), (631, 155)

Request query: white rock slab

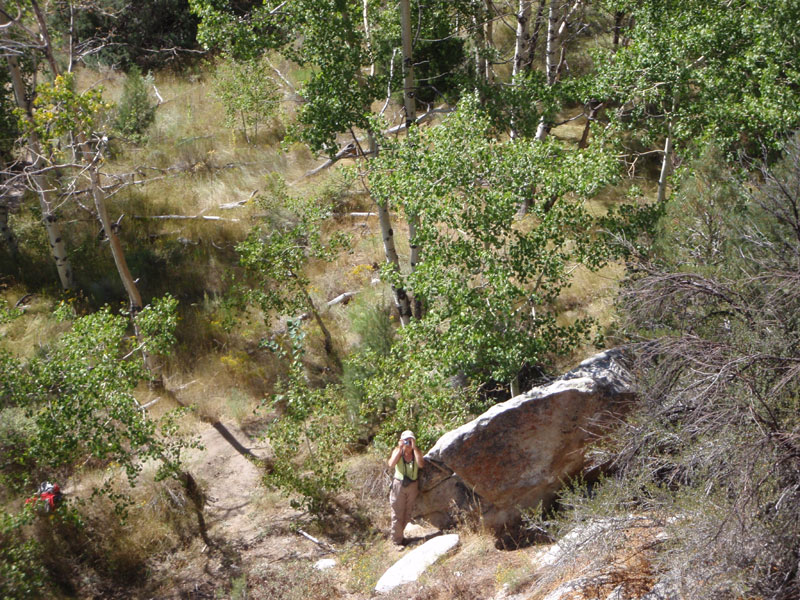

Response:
(374, 534), (460, 594)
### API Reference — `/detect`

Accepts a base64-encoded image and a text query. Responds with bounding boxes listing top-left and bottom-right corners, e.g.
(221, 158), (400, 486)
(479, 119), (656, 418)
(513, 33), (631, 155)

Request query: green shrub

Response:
(114, 67), (157, 143)
(212, 53), (281, 145)
(262, 321), (354, 517)
(0, 509), (48, 600)
(0, 407), (35, 494)
(342, 299), (395, 437)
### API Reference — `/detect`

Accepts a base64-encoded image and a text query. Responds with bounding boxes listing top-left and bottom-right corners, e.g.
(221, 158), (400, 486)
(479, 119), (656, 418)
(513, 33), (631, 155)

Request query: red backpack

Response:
(26, 481), (63, 513)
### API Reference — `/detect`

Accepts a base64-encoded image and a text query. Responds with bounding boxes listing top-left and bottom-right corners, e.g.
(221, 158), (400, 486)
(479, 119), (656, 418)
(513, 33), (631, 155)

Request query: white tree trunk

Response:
(473, 13), (487, 85)
(399, 0), (416, 128)
(511, 0), (532, 141)
(27, 5), (158, 379)
(3, 48), (75, 290)
(525, 0), (546, 72)
(88, 154), (143, 312)
(513, 0), (532, 78)
(369, 132), (412, 326)
(484, 0), (494, 84)
(363, 0), (375, 77)
(31, 4), (145, 314)
(657, 131), (672, 205)
(544, 1), (558, 85)
(535, 0), (558, 141)
(399, 0), (423, 318)
(377, 201), (412, 326)
(85, 144), (160, 379)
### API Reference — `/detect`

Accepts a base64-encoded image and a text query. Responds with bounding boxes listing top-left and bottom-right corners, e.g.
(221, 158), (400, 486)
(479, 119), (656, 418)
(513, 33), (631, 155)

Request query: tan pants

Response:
(390, 478), (419, 544)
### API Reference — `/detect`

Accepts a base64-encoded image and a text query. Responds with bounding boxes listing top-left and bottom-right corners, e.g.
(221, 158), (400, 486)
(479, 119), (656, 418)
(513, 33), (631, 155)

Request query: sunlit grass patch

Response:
(0, 294), (69, 359)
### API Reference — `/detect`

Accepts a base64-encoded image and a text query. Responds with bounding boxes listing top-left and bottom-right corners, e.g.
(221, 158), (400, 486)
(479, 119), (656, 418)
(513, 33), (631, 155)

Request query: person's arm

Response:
(388, 442), (403, 468)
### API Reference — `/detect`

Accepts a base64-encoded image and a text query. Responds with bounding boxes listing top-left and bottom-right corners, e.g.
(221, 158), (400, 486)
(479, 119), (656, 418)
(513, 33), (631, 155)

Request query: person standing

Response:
(387, 430), (425, 546)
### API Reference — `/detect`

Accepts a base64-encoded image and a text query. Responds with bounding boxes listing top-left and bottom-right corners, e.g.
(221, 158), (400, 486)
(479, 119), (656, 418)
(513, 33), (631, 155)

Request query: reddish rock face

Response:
(415, 349), (636, 533)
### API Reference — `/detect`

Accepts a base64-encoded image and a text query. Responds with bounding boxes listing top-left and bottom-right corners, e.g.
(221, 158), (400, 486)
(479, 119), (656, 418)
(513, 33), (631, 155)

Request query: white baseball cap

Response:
(400, 430), (415, 440)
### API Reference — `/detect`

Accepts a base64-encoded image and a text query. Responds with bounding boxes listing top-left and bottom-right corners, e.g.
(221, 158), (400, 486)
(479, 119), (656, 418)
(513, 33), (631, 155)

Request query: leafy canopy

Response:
(365, 95), (620, 385)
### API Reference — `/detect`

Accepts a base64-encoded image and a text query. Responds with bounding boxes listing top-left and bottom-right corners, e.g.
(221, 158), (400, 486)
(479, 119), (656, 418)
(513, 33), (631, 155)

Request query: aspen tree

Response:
(0, 10), (75, 290)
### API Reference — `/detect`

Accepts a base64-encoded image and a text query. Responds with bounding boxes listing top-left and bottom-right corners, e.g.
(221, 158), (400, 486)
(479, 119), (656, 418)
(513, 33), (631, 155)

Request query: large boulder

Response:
(415, 349), (635, 533)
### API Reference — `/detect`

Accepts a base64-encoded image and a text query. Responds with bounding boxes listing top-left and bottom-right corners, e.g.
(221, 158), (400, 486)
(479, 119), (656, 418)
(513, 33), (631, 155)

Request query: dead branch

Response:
(219, 190), (258, 210)
(296, 291), (357, 321)
(131, 213), (241, 222)
(297, 106), (454, 181)
(297, 529), (336, 553)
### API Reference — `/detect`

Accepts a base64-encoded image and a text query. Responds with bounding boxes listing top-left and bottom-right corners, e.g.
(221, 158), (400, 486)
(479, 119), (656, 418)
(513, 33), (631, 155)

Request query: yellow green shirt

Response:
(394, 456), (418, 481)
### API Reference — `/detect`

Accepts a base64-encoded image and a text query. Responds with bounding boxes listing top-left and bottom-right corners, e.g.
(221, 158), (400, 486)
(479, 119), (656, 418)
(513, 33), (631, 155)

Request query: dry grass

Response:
(37, 464), (198, 595)
(554, 260), (625, 370)
(155, 353), (277, 429)
(0, 291), (69, 359)
(552, 106), (590, 145)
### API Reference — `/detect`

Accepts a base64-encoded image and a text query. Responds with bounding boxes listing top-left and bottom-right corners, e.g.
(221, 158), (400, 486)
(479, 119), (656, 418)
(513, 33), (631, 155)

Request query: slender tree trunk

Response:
(657, 130), (672, 205)
(407, 216), (423, 319)
(86, 147), (142, 312)
(303, 289), (341, 370)
(473, 12), (487, 86)
(484, 0), (494, 84)
(30, 0), (59, 76)
(613, 10), (624, 49)
(554, 0), (582, 80)
(26, 6), (160, 380)
(578, 101), (603, 148)
(511, 0), (532, 141)
(399, 0), (423, 319)
(363, 0), (375, 77)
(399, 0), (416, 129)
(543, 1), (558, 85)
(84, 140), (160, 382)
(534, 0), (558, 140)
(356, 16), (413, 328)
(513, 0), (532, 78)
(376, 199), (412, 326)
(525, 0), (546, 72)
(3, 46), (75, 289)
(33, 4), (143, 310)
(367, 131), (412, 326)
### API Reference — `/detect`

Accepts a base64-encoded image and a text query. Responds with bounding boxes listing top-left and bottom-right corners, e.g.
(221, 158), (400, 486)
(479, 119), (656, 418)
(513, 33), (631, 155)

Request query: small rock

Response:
(314, 558), (336, 571)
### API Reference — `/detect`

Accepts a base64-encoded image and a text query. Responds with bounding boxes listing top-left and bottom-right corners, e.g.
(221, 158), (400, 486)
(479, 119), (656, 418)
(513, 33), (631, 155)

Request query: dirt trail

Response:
(187, 420), (271, 544)
(181, 420), (326, 564)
